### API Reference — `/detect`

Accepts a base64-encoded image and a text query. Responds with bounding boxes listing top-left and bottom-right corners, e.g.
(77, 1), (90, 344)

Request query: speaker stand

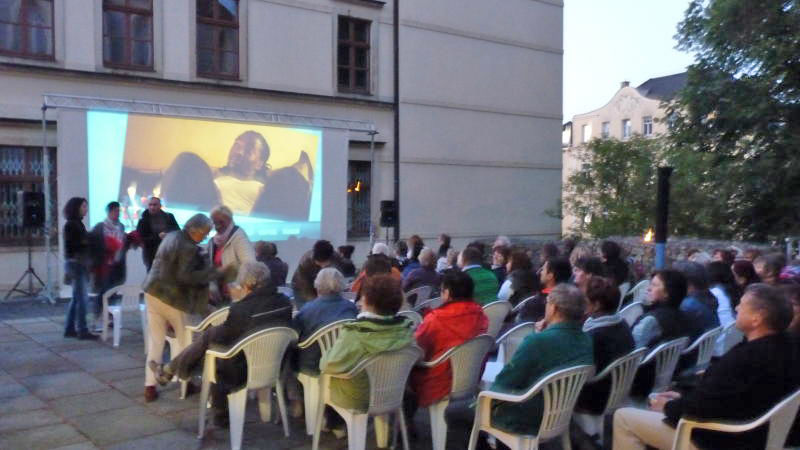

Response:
(4, 232), (45, 300)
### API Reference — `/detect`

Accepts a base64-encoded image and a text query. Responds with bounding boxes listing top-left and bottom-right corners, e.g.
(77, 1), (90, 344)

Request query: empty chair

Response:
(681, 326), (722, 373)
(481, 322), (535, 388)
(468, 364), (595, 450)
(405, 285), (432, 307)
(311, 345), (423, 450)
(574, 348), (648, 444)
(296, 319), (354, 435)
(101, 284), (146, 348)
(671, 388), (800, 450)
(482, 301), (512, 338)
(417, 335), (495, 450)
(619, 302), (644, 328)
(414, 296), (443, 312)
(197, 327), (298, 450)
(642, 337), (689, 394)
(398, 310), (423, 329)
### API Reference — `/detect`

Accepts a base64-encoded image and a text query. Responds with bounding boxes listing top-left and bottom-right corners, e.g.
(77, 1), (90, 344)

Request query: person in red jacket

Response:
(410, 269), (489, 410)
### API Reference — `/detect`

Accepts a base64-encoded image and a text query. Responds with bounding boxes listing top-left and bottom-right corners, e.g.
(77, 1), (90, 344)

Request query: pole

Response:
(42, 105), (54, 304)
(655, 166), (673, 270)
(392, 0), (400, 242)
(368, 131), (377, 251)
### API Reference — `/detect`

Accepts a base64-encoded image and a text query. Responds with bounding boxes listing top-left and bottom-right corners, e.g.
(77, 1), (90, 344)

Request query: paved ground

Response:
(0, 299), (487, 450)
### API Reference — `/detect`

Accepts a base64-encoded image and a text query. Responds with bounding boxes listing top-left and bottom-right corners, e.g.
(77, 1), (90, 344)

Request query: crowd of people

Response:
(60, 199), (800, 448)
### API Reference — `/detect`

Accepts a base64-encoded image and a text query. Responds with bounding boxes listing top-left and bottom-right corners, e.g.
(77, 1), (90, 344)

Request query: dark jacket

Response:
(664, 333), (800, 450)
(507, 269), (538, 306)
(143, 230), (218, 315)
(576, 315), (635, 414)
(340, 258), (356, 278)
(136, 209), (179, 270)
(631, 304), (689, 396)
(603, 258), (629, 287)
(291, 250), (345, 303)
(402, 266), (441, 293)
(64, 219), (89, 262)
(516, 288), (549, 323)
(292, 294), (358, 374)
(492, 266), (507, 284)
(257, 255), (289, 287)
(680, 293), (720, 341)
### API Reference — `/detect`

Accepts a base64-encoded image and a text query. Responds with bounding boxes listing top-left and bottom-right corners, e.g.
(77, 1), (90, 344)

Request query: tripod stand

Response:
(5, 231), (46, 300)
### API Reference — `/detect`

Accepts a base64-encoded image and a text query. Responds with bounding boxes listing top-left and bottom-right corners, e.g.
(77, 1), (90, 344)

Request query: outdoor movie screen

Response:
(86, 110), (323, 242)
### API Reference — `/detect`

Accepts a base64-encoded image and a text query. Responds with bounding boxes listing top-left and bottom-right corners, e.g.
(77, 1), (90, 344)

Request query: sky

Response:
(563, 0), (696, 121)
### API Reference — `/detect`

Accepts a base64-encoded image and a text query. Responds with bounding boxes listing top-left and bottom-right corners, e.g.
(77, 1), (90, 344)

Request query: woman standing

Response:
(63, 197), (97, 340)
(208, 205), (255, 305)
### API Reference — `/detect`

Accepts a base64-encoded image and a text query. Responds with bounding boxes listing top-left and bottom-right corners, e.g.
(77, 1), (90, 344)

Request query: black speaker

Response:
(17, 191), (45, 228)
(380, 200), (397, 227)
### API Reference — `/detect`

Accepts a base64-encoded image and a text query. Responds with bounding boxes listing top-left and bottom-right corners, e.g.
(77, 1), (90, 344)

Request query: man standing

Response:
(292, 240), (344, 304)
(136, 197), (179, 271)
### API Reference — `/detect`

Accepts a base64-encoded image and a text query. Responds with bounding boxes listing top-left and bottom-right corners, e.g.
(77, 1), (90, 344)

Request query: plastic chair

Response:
(176, 307), (230, 398)
(418, 335), (494, 450)
(405, 285), (432, 307)
(628, 279), (650, 304)
(574, 348), (648, 444)
(641, 337), (689, 394)
(616, 281), (631, 311)
(197, 327), (298, 450)
(296, 319), (355, 435)
(397, 310), (423, 329)
(681, 326), (722, 372)
(671, 388), (800, 450)
(716, 322), (744, 356)
(311, 345), (423, 450)
(342, 291), (357, 302)
(101, 284), (146, 348)
(467, 364), (595, 450)
(511, 295), (537, 316)
(481, 322), (535, 389)
(277, 286), (294, 299)
(414, 296), (443, 312)
(619, 302), (644, 327)
(482, 301), (512, 338)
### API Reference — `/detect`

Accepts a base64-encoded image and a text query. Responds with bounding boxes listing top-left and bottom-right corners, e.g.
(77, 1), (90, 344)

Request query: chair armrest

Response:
(204, 345), (239, 360)
(416, 346), (457, 368)
(476, 388), (530, 404)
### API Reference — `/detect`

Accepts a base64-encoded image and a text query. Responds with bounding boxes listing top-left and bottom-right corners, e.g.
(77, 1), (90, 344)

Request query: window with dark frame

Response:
(0, 146), (57, 245)
(102, 0), (154, 70)
(0, 0), (54, 59)
(196, 0), (239, 79)
(337, 16), (370, 94)
(347, 160), (371, 237)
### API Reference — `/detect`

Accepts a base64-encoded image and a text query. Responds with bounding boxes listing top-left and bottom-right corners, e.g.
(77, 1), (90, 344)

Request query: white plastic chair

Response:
(405, 285), (432, 307)
(197, 327), (298, 450)
(342, 291), (357, 302)
(101, 284), (146, 348)
(418, 335), (495, 450)
(619, 301), (644, 327)
(414, 296), (443, 312)
(681, 326), (722, 373)
(277, 286), (294, 299)
(574, 348), (647, 444)
(176, 307), (231, 398)
(397, 310), (423, 329)
(482, 301), (512, 338)
(481, 322), (535, 389)
(616, 281), (631, 311)
(296, 319), (355, 435)
(468, 364), (595, 450)
(716, 321), (744, 356)
(628, 279), (651, 305)
(641, 337), (689, 394)
(311, 345), (423, 450)
(671, 388), (800, 450)
(511, 295), (537, 316)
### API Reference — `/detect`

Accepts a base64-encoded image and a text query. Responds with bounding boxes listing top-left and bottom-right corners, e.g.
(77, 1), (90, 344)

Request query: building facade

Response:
(0, 0), (564, 293)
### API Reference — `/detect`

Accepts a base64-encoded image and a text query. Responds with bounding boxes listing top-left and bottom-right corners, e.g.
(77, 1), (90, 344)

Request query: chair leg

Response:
(197, 379), (211, 439)
(276, 379), (291, 437)
(311, 380), (327, 450)
(179, 380), (187, 400)
(227, 388), (248, 450)
(347, 414), (369, 450)
(561, 431), (571, 450)
(429, 399), (449, 450)
(112, 310), (122, 347)
(467, 420), (481, 450)
(375, 414), (390, 448)
(300, 376), (319, 435)
(397, 409), (411, 450)
(101, 306), (109, 342)
(257, 387), (272, 422)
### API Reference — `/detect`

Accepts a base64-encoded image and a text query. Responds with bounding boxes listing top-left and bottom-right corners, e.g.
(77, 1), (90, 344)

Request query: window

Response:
(337, 16), (370, 94)
(643, 116), (653, 136)
(347, 160), (371, 237)
(0, 0), (54, 59)
(0, 146), (57, 244)
(581, 124), (592, 143)
(601, 121), (610, 139)
(103, 0), (153, 70)
(196, 0), (239, 79)
(622, 119), (631, 139)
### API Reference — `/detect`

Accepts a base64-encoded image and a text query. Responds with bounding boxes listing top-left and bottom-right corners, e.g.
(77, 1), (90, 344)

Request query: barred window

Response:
(0, 0), (54, 59)
(0, 146), (57, 244)
(347, 160), (370, 237)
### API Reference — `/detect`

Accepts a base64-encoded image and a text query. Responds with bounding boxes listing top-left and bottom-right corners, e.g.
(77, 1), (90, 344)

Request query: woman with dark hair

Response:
(63, 197), (97, 340)
(497, 250), (539, 305)
(492, 245), (511, 284)
(437, 233), (451, 259)
(707, 261), (739, 328)
(673, 261), (720, 340)
(401, 235), (425, 278)
(732, 259), (760, 290)
(601, 240), (630, 287)
(631, 270), (688, 349)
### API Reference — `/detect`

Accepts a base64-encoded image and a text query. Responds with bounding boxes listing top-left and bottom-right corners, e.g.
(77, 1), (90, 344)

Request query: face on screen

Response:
(227, 137), (266, 179)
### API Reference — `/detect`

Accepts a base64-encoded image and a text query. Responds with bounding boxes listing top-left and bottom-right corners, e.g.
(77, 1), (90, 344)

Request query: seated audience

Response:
(674, 261), (720, 340)
(394, 240), (409, 270)
(707, 261), (739, 328)
(337, 245), (356, 278)
(537, 242), (560, 273)
(492, 235), (511, 251)
(488, 284), (593, 434)
(732, 259), (760, 290)
(149, 261), (292, 426)
(753, 252), (786, 286)
(577, 277), (635, 414)
(436, 233), (451, 260)
(255, 241), (288, 286)
(687, 248), (712, 265)
(569, 245), (592, 268)
(631, 270), (688, 349)
(614, 283), (800, 450)
(459, 246), (500, 305)
(573, 256), (605, 293)
(350, 253), (402, 299)
(319, 274), (415, 413)
(292, 268), (358, 374)
(492, 246), (510, 284)
(402, 247), (441, 293)
(712, 248), (736, 266)
(517, 256), (571, 322)
(409, 270), (488, 411)
(497, 250), (539, 305)
(601, 240), (630, 287)
(437, 248), (458, 273)
(402, 235), (425, 278)
(782, 284), (800, 336)
(742, 248), (762, 262)
(292, 240), (344, 304)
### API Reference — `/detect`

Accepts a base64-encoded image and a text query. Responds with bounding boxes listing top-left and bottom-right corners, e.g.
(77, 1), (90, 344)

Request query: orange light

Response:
(644, 228), (654, 242)
(354, 180), (361, 192)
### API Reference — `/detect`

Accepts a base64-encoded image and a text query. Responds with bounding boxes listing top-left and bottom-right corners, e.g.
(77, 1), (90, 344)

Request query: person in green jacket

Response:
(489, 283), (594, 436)
(319, 273), (415, 413)
(460, 246), (500, 305)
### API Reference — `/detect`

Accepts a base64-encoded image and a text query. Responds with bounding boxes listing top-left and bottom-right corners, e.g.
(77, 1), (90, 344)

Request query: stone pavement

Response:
(0, 301), (484, 450)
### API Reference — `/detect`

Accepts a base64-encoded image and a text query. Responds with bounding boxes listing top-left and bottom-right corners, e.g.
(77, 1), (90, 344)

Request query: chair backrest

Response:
(683, 326), (723, 369)
(536, 365), (595, 441)
(511, 295), (537, 315)
(234, 327), (298, 390)
(718, 322), (744, 356)
(405, 285), (432, 307)
(397, 310), (423, 329)
(496, 321), (535, 364)
(196, 306), (231, 331)
(298, 319), (354, 355)
(414, 296), (443, 312)
(619, 302), (644, 327)
(447, 335), (495, 401)
(642, 337), (689, 393)
(341, 291), (357, 302)
(103, 284), (143, 311)
(616, 281), (631, 311)
(482, 301), (512, 338)
(592, 348), (648, 414)
(363, 346), (423, 415)
(629, 279), (651, 304)
(277, 286), (294, 299)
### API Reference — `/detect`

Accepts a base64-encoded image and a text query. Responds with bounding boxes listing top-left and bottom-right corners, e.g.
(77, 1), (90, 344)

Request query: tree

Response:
(668, 0), (800, 241)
